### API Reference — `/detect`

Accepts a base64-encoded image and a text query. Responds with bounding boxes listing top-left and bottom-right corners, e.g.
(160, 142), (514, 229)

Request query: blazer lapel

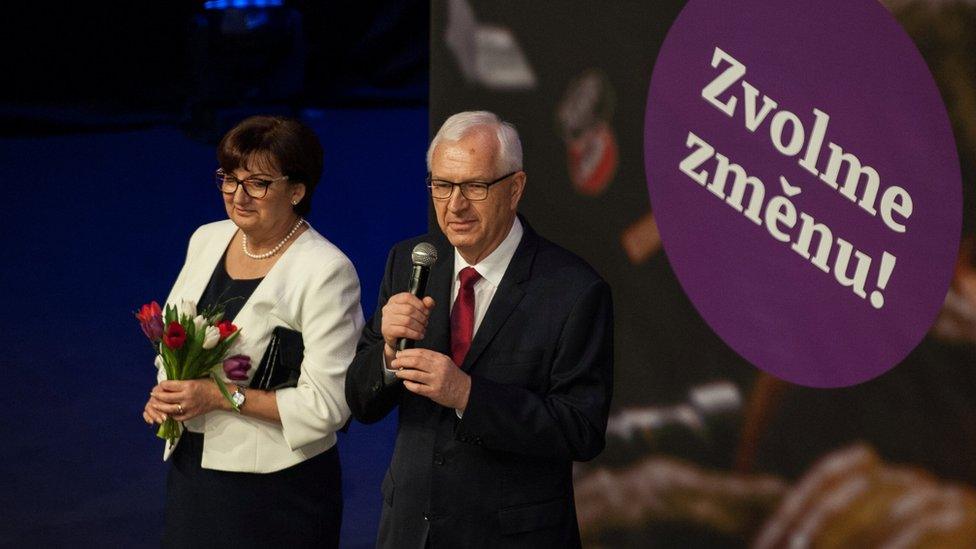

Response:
(171, 221), (238, 308)
(421, 235), (454, 356)
(170, 221), (314, 364)
(229, 227), (320, 355)
(460, 223), (537, 372)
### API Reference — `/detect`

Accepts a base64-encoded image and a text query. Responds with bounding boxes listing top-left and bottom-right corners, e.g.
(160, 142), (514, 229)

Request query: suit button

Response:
(423, 513), (429, 521)
(433, 453), (445, 465)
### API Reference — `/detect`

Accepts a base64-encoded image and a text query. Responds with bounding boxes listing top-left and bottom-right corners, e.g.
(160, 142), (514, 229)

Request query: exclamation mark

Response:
(870, 252), (897, 309)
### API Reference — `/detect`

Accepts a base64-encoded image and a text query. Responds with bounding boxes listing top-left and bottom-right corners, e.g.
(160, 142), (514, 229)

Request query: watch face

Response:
(232, 392), (245, 407)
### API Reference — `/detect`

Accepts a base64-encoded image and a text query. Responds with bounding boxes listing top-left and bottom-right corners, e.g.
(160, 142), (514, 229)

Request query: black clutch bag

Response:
(250, 326), (304, 390)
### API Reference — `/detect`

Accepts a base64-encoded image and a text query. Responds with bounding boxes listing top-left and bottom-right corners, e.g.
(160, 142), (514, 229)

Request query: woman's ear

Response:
(291, 183), (307, 206)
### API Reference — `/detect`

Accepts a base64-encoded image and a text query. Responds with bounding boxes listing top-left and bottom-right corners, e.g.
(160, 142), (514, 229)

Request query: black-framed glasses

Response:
(426, 171), (517, 201)
(216, 168), (289, 199)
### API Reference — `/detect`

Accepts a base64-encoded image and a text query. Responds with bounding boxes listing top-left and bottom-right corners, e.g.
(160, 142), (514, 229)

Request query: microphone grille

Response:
(411, 242), (438, 267)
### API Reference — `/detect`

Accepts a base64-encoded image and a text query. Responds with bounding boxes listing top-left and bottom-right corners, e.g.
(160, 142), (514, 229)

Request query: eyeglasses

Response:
(216, 168), (289, 199)
(426, 171), (517, 201)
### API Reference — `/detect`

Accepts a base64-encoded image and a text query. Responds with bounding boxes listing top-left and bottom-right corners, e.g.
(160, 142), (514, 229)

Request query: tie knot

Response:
(458, 266), (481, 289)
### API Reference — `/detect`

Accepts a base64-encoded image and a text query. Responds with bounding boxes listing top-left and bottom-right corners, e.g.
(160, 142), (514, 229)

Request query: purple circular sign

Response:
(645, 0), (961, 387)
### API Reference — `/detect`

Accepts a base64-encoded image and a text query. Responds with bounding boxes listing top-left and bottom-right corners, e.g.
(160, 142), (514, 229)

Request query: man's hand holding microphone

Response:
(380, 243), (472, 412)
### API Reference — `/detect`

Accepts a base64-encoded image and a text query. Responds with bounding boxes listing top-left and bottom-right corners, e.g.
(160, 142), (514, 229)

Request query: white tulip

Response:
(180, 299), (197, 319)
(202, 326), (221, 350)
(193, 315), (207, 333)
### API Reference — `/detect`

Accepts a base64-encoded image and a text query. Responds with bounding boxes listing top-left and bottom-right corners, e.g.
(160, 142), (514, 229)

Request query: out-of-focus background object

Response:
(444, 0), (536, 90)
(576, 444), (976, 548)
(575, 455), (786, 545)
(753, 445), (976, 549)
(556, 69), (618, 197)
(932, 237), (976, 343)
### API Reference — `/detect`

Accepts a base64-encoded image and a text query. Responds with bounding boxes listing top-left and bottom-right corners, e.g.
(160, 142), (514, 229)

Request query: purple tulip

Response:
(135, 301), (165, 342)
(142, 316), (164, 342)
(223, 354), (252, 381)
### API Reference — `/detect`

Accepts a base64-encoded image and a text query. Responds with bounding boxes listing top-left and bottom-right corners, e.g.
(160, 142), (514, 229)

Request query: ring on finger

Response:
(177, 403), (184, 414)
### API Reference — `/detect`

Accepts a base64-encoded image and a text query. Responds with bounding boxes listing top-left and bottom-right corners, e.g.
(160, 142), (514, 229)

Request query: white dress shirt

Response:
(449, 217), (523, 417)
(450, 216), (524, 333)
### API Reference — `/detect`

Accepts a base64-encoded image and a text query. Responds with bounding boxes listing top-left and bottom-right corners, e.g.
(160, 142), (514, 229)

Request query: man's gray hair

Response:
(426, 111), (523, 174)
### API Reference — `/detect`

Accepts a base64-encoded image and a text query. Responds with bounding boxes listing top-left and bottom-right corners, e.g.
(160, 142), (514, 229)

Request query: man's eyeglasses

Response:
(216, 168), (289, 199)
(426, 171), (517, 201)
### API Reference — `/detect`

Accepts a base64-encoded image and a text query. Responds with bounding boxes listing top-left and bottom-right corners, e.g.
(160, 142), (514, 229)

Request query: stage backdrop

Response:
(431, 1), (976, 546)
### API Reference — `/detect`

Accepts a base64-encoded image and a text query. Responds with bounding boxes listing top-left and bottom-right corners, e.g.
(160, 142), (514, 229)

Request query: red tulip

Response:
(217, 320), (238, 340)
(162, 321), (187, 349)
(134, 301), (164, 342)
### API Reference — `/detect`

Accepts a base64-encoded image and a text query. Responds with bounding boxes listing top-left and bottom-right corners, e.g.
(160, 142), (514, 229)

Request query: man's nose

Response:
(447, 186), (469, 211)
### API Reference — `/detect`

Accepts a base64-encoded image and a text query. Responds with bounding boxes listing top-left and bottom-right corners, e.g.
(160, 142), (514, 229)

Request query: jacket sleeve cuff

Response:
(276, 380), (350, 451)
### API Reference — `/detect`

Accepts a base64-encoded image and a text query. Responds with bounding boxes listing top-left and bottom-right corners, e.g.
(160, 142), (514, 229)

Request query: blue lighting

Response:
(203, 0), (282, 9)
(245, 11), (270, 29)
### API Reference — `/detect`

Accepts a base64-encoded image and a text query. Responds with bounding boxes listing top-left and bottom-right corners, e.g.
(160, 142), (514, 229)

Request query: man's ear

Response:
(510, 171), (526, 209)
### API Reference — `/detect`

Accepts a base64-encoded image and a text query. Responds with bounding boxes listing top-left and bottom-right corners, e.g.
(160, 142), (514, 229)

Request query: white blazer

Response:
(158, 219), (364, 473)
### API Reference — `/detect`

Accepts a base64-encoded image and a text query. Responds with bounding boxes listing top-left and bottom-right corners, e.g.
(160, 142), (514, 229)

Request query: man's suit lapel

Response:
(460, 221), (537, 372)
(422, 234), (454, 356)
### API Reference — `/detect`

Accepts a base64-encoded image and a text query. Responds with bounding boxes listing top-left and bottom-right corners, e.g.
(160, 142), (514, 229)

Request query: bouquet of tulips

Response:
(135, 299), (246, 446)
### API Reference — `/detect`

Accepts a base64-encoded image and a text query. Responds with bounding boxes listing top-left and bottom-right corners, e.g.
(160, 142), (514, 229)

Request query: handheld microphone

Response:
(396, 242), (438, 351)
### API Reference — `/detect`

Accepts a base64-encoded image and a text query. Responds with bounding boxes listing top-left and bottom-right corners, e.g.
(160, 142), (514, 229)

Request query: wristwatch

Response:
(231, 385), (247, 409)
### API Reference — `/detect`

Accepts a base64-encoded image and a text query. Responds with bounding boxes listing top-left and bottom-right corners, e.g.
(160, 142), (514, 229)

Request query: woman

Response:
(141, 115), (363, 548)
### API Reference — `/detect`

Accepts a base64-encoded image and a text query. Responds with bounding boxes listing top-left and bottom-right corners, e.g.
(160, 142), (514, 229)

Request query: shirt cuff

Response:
(381, 351), (398, 384)
(455, 409), (464, 419)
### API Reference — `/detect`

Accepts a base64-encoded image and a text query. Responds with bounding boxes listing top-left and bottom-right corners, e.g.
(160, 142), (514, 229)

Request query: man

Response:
(345, 111), (613, 548)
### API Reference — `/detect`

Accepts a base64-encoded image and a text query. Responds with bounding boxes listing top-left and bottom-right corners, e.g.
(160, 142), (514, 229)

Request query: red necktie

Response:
(450, 267), (482, 367)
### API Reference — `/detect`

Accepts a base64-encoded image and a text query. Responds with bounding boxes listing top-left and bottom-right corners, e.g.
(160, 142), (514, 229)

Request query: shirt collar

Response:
(453, 216), (524, 287)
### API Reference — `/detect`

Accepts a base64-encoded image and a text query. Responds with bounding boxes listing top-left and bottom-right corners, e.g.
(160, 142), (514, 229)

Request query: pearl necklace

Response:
(242, 218), (306, 260)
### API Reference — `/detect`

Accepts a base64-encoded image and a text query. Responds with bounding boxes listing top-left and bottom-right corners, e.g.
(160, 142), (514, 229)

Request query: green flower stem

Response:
(157, 417), (182, 445)
(211, 372), (240, 412)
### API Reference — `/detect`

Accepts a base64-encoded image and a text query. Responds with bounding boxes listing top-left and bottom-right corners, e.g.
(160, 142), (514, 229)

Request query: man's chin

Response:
(445, 232), (481, 250)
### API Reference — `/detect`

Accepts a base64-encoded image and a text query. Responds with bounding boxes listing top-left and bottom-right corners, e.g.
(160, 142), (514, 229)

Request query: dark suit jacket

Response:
(345, 218), (613, 548)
